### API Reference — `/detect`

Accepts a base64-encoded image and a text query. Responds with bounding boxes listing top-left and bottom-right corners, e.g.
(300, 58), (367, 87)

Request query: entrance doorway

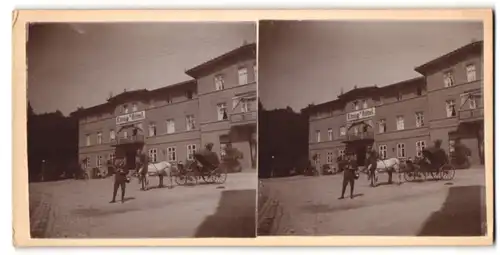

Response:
(344, 140), (374, 168)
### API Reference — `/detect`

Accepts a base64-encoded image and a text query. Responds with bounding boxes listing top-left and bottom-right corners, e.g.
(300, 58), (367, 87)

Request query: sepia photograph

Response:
(258, 20), (488, 237)
(26, 22), (257, 238)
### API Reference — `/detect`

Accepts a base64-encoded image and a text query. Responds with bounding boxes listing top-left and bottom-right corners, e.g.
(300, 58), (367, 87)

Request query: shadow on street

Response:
(418, 185), (486, 236)
(194, 189), (256, 238)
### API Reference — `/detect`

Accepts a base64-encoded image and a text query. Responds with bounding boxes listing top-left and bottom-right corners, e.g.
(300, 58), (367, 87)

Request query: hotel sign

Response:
(346, 107), (376, 122)
(116, 111), (146, 125)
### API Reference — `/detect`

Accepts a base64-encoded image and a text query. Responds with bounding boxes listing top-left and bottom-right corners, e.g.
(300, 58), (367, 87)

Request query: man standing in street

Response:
(110, 156), (129, 203)
(339, 153), (358, 200)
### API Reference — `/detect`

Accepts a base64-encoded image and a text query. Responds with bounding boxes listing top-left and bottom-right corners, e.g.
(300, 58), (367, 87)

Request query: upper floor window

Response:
(353, 101), (360, 111)
(362, 100), (368, 109)
(123, 104), (129, 114)
(466, 64), (477, 82)
(396, 115), (405, 130)
(186, 115), (196, 131)
(446, 100), (456, 117)
(109, 129), (116, 142)
(123, 131), (128, 138)
(415, 112), (424, 128)
(238, 67), (248, 85)
(132, 103), (138, 112)
(241, 99), (249, 113)
(166, 119), (175, 134)
(328, 128), (333, 141)
(339, 126), (346, 136)
(97, 132), (102, 145)
(215, 74), (224, 91)
(353, 126), (359, 135)
(149, 122), (157, 137)
(217, 103), (228, 121)
(86, 134), (91, 146)
(443, 71), (455, 88)
(316, 130), (321, 143)
(378, 119), (386, 133)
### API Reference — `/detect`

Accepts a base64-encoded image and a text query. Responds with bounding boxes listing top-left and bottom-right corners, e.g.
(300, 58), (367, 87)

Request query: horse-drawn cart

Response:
(175, 153), (228, 186)
(403, 148), (456, 182)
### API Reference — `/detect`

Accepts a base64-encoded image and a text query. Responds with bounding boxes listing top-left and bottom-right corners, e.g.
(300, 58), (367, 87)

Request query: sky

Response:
(27, 22), (256, 116)
(258, 21), (483, 111)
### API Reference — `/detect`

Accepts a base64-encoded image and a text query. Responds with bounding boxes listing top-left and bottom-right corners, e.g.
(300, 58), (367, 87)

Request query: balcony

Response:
(345, 131), (375, 142)
(229, 111), (257, 125)
(113, 134), (145, 145)
(458, 108), (484, 123)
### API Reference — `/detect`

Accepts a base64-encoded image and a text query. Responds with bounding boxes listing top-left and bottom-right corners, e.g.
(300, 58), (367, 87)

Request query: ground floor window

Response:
(83, 157), (90, 169)
(397, 143), (406, 159)
(378, 145), (387, 159)
(187, 144), (196, 161)
(314, 153), (321, 166)
(167, 147), (176, 162)
(149, 148), (158, 163)
(449, 140), (455, 155)
(416, 141), (426, 158)
(326, 151), (334, 164)
(96, 155), (103, 167)
(338, 149), (345, 160)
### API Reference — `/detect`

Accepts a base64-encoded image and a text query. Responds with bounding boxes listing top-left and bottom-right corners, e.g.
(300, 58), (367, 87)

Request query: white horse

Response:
(142, 161), (175, 189)
(366, 158), (402, 186)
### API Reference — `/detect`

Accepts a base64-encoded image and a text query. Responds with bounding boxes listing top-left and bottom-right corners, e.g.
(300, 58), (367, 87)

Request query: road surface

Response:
(260, 167), (487, 236)
(29, 172), (257, 238)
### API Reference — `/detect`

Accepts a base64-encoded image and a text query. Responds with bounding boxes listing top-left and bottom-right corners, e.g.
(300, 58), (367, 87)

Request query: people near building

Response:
(339, 153), (358, 200)
(366, 149), (379, 182)
(136, 148), (148, 190)
(424, 139), (449, 170)
(110, 156), (129, 203)
(195, 143), (220, 172)
(452, 138), (471, 168)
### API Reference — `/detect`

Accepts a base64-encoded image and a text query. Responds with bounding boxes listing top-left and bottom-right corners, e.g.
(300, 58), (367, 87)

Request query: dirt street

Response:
(260, 167), (487, 236)
(29, 172), (257, 238)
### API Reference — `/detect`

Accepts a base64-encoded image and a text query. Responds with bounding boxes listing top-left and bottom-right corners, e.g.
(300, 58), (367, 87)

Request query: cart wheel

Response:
(175, 173), (187, 186)
(185, 171), (198, 186)
(201, 172), (213, 184)
(212, 167), (228, 184)
(430, 170), (441, 181)
(440, 164), (456, 181)
(404, 171), (413, 182)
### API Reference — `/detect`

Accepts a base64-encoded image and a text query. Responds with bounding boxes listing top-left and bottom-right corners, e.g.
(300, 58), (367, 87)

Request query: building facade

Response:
(72, 43), (257, 172)
(306, 41), (484, 171)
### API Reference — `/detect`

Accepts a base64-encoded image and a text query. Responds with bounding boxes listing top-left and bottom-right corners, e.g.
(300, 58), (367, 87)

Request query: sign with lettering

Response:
(116, 110), (146, 125)
(346, 107), (376, 122)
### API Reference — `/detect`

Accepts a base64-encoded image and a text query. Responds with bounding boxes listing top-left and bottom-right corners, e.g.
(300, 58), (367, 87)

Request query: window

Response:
(86, 134), (91, 146)
(353, 126), (359, 135)
(338, 149), (345, 160)
(443, 71), (454, 87)
(83, 157), (90, 169)
(186, 90), (194, 100)
(97, 155), (103, 167)
(217, 103), (227, 121)
(166, 119), (175, 134)
(109, 129), (116, 142)
(378, 119), (386, 133)
(397, 143), (406, 158)
(417, 86), (422, 96)
(353, 101), (359, 110)
(328, 128), (333, 141)
(340, 126), (346, 136)
(149, 122), (157, 137)
(166, 95), (172, 104)
(446, 100), (456, 117)
(396, 116), (405, 130)
(123, 104), (129, 114)
(215, 74), (224, 90)
(449, 140), (455, 154)
(253, 63), (257, 82)
(416, 141), (426, 158)
(316, 130), (321, 142)
(379, 145), (387, 159)
(362, 100), (368, 109)
(108, 153), (115, 163)
(187, 144), (197, 161)
(314, 153), (321, 166)
(132, 103), (138, 112)
(326, 151), (334, 164)
(466, 64), (476, 82)
(238, 67), (248, 85)
(123, 131), (128, 138)
(415, 112), (424, 128)
(220, 143), (227, 157)
(148, 148), (158, 163)
(242, 100), (251, 113)
(397, 91), (402, 101)
(469, 96), (478, 109)
(97, 132), (102, 145)
(167, 147), (177, 162)
(186, 115), (195, 131)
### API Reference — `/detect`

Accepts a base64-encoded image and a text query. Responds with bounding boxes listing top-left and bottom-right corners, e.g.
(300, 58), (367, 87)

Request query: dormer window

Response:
(186, 90), (194, 100)
(353, 101), (359, 111)
(132, 103), (138, 112)
(123, 104), (129, 114)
